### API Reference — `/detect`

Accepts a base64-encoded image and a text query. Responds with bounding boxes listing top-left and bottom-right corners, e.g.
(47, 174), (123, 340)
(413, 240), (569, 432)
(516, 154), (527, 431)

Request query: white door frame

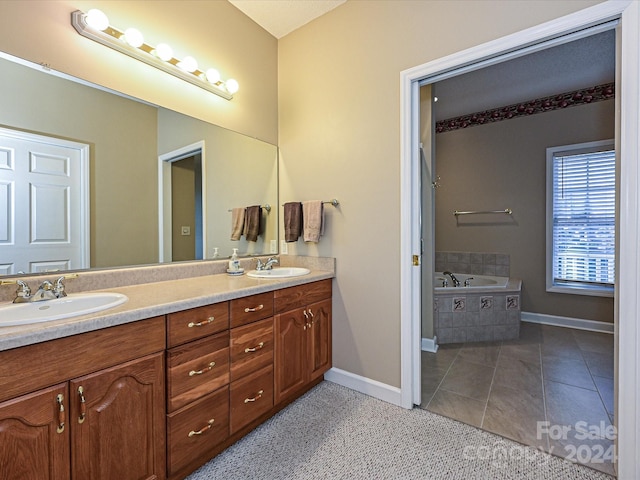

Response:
(400, 1), (639, 477)
(158, 141), (206, 263)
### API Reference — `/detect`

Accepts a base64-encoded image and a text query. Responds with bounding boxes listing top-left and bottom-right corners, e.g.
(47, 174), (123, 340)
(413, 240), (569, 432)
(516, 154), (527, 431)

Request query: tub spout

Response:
(443, 271), (461, 287)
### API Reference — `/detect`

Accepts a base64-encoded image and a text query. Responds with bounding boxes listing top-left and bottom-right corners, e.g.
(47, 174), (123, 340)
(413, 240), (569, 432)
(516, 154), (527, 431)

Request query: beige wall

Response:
(435, 100), (615, 323)
(157, 109), (279, 259)
(0, 1), (278, 144)
(1, 0), (608, 389)
(278, 0), (604, 387)
(0, 57), (159, 268)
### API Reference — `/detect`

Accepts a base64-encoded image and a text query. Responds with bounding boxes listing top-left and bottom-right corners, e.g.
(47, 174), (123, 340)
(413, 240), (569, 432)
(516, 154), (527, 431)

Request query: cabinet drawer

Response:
(167, 386), (229, 476)
(274, 279), (332, 314)
(230, 292), (274, 328)
(167, 302), (229, 348)
(230, 365), (273, 434)
(167, 332), (230, 412)
(230, 317), (273, 382)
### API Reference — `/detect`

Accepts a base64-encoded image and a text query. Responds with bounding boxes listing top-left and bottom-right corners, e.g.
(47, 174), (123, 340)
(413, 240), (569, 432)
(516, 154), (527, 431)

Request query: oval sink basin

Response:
(247, 267), (311, 279)
(0, 292), (128, 327)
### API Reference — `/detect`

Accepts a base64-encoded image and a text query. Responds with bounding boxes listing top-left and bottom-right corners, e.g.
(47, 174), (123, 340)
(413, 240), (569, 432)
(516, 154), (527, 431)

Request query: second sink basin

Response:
(247, 267), (311, 278)
(0, 292), (128, 327)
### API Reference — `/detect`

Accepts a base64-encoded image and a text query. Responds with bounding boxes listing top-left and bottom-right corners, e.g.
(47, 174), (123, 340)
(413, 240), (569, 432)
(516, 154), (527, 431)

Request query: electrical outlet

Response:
(280, 240), (288, 255)
(270, 239), (277, 254)
(181, 226), (191, 236)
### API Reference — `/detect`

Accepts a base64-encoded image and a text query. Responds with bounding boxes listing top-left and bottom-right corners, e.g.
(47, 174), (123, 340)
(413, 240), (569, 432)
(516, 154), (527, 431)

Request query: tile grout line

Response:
(424, 347), (462, 409)
(479, 341), (501, 428)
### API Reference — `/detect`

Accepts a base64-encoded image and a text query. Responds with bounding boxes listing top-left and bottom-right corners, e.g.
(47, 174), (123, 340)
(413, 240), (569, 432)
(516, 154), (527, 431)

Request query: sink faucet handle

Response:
(256, 258), (265, 271)
(54, 273), (78, 298)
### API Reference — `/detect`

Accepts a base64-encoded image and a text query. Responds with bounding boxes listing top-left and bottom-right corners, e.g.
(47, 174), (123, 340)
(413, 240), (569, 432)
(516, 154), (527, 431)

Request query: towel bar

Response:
(454, 208), (512, 216)
(227, 204), (271, 213)
(282, 199), (340, 207)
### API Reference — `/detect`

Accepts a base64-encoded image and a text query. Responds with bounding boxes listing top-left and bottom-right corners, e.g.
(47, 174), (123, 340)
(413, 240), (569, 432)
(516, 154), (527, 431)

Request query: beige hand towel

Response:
(303, 200), (324, 243)
(230, 207), (245, 241)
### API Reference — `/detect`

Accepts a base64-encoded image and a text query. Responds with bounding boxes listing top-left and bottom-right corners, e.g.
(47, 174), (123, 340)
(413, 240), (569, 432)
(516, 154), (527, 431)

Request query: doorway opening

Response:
(158, 141), (206, 263)
(400, 2), (640, 477)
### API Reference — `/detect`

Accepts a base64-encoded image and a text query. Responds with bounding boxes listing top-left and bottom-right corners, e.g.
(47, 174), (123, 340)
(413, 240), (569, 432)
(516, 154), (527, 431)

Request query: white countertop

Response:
(0, 270), (334, 352)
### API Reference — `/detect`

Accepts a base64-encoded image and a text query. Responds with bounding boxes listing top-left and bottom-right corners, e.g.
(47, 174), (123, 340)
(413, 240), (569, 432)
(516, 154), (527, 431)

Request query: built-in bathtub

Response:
(432, 272), (522, 344)
(434, 272), (508, 290)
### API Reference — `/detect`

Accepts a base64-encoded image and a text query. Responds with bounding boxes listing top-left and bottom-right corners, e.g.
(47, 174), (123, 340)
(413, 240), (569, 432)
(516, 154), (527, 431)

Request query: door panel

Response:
(0, 127), (88, 274)
(0, 383), (70, 480)
(70, 353), (165, 480)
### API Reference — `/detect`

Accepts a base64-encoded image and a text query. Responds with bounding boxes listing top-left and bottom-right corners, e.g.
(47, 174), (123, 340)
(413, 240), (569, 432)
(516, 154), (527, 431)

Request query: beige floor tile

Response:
(592, 375), (614, 415)
(584, 351), (614, 379)
(572, 330), (614, 355)
(482, 384), (547, 449)
(438, 358), (495, 401)
(493, 355), (542, 395)
(542, 353), (596, 390)
(500, 343), (541, 365)
(426, 389), (485, 428)
(457, 342), (501, 367)
(544, 380), (611, 436)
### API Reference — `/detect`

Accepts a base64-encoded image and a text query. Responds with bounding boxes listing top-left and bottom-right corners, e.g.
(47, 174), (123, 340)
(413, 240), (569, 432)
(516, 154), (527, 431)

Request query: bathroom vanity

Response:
(0, 267), (333, 480)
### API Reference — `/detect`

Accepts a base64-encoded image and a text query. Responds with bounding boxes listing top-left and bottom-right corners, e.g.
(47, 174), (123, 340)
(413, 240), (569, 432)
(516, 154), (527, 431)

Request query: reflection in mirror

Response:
(0, 53), (278, 278)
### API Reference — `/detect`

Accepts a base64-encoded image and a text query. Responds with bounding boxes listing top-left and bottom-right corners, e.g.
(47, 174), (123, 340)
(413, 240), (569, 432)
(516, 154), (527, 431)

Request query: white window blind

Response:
(551, 147), (615, 289)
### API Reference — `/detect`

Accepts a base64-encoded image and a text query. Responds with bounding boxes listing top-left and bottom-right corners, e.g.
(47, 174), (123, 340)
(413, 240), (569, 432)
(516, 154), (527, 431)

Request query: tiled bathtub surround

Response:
(435, 251), (510, 277)
(434, 280), (522, 344)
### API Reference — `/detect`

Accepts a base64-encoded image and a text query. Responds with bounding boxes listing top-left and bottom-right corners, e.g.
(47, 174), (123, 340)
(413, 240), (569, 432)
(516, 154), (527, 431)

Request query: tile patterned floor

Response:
(420, 322), (615, 476)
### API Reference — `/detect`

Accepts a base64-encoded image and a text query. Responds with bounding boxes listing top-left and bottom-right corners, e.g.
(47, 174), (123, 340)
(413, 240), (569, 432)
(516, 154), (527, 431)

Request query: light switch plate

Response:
(270, 239), (277, 253)
(280, 240), (288, 254)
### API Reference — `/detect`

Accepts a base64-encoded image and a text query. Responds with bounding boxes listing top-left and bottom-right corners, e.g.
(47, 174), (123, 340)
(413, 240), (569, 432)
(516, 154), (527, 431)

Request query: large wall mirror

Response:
(0, 53), (278, 277)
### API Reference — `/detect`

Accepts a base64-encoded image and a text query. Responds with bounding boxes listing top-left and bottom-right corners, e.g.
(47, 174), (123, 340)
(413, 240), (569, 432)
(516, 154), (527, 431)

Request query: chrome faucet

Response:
(2, 274), (78, 303)
(443, 271), (461, 287)
(256, 257), (279, 271)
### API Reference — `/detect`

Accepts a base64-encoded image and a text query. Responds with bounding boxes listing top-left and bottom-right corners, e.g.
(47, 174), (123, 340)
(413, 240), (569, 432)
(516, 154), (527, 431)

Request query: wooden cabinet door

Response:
(0, 383), (70, 480)
(70, 353), (166, 480)
(307, 298), (332, 382)
(274, 308), (308, 403)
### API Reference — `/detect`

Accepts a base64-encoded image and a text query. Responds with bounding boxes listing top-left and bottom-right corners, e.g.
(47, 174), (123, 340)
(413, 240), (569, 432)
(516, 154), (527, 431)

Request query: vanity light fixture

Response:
(71, 9), (239, 100)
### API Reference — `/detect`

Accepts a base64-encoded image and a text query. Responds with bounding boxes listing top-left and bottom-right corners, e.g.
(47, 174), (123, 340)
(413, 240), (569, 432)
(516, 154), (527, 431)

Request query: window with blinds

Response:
(546, 140), (615, 296)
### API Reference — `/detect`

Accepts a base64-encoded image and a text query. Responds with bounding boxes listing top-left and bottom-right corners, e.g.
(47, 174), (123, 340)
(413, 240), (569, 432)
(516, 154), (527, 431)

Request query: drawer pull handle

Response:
(244, 304), (264, 313)
(244, 342), (265, 353)
(244, 390), (264, 403)
(189, 361), (216, 377)
(188, 316), (215, 328)
(56, 394), (65, 434)
(77, 386), (86, 424)
(188, 419), (215, 437)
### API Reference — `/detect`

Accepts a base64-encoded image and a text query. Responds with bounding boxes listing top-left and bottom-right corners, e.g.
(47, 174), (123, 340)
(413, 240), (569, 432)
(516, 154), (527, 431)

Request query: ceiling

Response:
(228, 0), (346, 39)
(433, 29), (616, 121)
(226, 1), (615, 121)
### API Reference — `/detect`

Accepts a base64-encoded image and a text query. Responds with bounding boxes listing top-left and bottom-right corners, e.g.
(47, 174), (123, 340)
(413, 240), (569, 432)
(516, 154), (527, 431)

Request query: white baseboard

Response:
(324, 367), (402, 407)
(421, 336), (438, 353)
(521, 311), (614, 334)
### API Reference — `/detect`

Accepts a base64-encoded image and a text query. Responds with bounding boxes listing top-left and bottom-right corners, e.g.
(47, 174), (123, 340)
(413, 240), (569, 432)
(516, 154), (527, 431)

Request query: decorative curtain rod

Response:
(454, 208), (512, 216)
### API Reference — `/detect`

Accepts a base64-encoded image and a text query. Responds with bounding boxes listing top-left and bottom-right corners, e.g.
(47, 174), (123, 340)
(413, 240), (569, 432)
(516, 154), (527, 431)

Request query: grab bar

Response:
(454, 209), (512, 216)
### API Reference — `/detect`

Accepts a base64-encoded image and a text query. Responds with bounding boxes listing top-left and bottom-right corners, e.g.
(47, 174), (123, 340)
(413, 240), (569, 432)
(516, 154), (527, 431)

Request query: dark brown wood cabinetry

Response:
(274, 281), (332, 403)
(0, 318), (166, 480)
(0, 277), (332, 480)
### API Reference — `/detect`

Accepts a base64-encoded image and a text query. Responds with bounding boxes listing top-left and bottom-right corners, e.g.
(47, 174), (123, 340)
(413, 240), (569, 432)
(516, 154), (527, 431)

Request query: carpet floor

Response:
(186, 381), (613, 480)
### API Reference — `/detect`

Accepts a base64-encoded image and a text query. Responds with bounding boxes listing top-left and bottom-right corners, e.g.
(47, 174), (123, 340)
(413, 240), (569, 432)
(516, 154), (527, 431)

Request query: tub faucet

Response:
(443, 271), (461, 287)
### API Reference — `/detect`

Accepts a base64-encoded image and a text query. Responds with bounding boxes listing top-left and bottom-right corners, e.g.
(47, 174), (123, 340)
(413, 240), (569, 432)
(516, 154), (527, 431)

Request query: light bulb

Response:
(205, 68), (220, 84)
(178, 56), (198, 73)
(86, 9), (109, 31)
(154, 43), (173, 62)
(123, 28), (144, 48)
(226, 79), (239, 94)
